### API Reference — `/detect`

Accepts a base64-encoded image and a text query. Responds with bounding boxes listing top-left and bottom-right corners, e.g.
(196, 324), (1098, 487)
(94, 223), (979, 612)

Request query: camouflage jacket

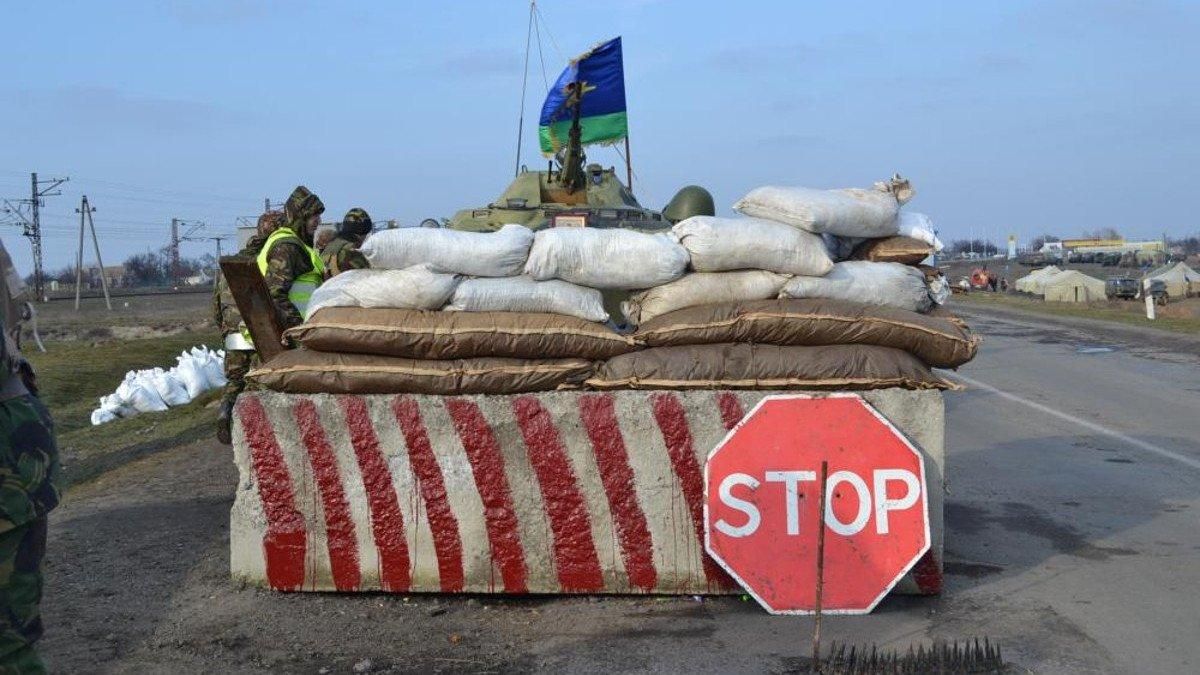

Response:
(320, 236), (370, 279)
(212, 233), (269, 335)
(263, 239), (316, 329)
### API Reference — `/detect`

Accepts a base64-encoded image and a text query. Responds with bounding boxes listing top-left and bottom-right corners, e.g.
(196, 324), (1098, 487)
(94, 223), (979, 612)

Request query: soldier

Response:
(0, 239), (60, 673)
(320, 208), (374, 278)
(211, 211), (284, 444)
(259, 185), (326, 330)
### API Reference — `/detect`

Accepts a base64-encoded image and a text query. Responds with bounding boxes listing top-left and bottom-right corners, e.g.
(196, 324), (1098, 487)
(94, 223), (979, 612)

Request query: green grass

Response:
(954, 293), (1200, 334)
(25, 329), (224, 480)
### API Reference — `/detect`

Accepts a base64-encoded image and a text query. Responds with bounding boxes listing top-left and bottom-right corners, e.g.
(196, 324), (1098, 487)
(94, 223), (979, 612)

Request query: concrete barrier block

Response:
(231, 389), (944, 595)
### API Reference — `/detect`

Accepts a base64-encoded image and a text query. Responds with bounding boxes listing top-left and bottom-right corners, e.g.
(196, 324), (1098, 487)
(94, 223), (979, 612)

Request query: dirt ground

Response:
(29, 290), (213, 342)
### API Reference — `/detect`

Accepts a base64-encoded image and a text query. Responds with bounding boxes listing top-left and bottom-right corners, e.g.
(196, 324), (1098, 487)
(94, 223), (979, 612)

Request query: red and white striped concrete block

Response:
(231, 389), (945, 596)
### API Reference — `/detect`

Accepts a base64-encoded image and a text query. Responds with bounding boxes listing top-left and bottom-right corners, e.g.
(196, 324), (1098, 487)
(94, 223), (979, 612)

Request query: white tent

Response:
(1014, 265), (1061, 295)
(1142, 262), (1198, 299)
(1043, 270), (1106, 303)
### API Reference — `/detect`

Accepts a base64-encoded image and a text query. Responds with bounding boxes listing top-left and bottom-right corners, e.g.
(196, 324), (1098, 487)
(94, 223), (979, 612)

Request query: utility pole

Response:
(169, 219), (206, 285)
(171, 218), (181, 284)
(74, 196), (112, 311)
(1, 172), (68, 301)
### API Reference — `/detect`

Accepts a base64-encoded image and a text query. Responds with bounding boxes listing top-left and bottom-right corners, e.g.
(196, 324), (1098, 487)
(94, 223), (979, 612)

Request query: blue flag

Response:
(538, 37), (628, 155)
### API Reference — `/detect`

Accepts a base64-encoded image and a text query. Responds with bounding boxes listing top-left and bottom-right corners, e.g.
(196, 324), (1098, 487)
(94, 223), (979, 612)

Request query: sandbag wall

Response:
(248, 175), (978, 395)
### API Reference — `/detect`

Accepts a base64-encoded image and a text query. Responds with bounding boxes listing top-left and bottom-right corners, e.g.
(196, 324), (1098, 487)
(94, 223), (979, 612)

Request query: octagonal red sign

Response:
(704, 394), (929, 615)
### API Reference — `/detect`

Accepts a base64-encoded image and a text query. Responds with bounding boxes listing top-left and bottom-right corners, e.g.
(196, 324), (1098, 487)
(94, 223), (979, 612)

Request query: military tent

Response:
(1014, 265), (1061, 295)
(1043, 270), (1106, 303)
(1142, 262), (1198, 299)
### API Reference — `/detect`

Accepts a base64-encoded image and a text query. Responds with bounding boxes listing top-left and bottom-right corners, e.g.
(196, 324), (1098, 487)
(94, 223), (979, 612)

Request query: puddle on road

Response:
(1076, 346), (1116, 354)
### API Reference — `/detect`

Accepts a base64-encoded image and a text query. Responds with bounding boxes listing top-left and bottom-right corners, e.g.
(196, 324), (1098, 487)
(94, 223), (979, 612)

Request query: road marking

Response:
(951, 372), (1200, 472)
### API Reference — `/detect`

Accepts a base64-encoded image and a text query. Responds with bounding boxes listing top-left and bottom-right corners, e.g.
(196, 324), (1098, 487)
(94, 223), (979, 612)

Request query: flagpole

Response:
(624, 135), (633, 193)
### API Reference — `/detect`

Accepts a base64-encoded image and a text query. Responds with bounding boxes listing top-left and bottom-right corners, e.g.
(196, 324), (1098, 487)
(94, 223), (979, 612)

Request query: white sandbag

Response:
(99, 393), (137, 418)
(305, 267), (461, 315)
(360, 223), (533, 277)
(672, 216), (833, 276)
(190, 346), (226, 388)
(622, 271), (791, 326)
(118, 372), (170, 413)
(445, 276), (609, 323)
(780, 261), (933, 313)
(174, 353), (211, 400)
(927, 271), (951, 305)
(91, 408), (118, 426)
(896, 211), (944, 252)
(524, 228), (689, 290)
(733, 177), (913, 237)
(147, 368), (191, 407)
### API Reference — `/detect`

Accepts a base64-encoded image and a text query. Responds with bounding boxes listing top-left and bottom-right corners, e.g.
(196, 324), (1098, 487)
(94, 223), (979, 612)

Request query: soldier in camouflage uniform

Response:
(0, 239), (60, 674)
(260, 186), (326, 330)
(320, 208), (374, 278)
(211, 211), (284, 444)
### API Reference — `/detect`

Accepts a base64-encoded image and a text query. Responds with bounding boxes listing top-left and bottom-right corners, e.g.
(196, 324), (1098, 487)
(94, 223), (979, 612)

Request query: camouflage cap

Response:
(284, 185), (326, 224)
(256, 210), (286, 236)
(338, 208), (374, 237)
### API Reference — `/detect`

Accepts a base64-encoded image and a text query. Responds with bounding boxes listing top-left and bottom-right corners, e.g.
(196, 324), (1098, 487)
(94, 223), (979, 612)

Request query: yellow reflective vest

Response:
(256, 227), (325, 320)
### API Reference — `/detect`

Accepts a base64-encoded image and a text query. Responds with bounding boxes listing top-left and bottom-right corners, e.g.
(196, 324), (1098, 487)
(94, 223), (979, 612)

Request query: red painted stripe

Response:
(716, 392), (745, 431)
(294, 400), (361, 591)
(579, 394), (658, 591)
(651, 392), (737, 590)
(445, 398), (528, 593)
(238, 396), (307, 591)
(392, 397), (465, 592)
(513, 396), (604, 592)
(911, 550), (943, 594)
(339, 396), (411, 592)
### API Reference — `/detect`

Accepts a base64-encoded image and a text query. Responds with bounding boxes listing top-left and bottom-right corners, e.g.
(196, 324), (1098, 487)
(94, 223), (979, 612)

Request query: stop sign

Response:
(704, 394), (929, 615)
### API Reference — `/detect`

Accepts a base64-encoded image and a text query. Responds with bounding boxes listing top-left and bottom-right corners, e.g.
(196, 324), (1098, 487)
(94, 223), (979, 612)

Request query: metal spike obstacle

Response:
(803, 465), (1007, 674)
(807, 638), (1006, 674)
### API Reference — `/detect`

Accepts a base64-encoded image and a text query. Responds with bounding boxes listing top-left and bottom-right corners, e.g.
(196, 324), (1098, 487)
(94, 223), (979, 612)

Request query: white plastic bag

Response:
(524, 228), (689, 290)
(360, 223), (533, 277)
(445, 276), (610, 322)
(622, 271), (791, 326)
(174, 353), (211, 400)
(305, 267), (461, 315)
(148, 368), (191, 407)
(118, 371), (170, 413)
(780, 261), (933, 313)
(896, 211), (943, 252)
(191, 346), (226, 388)
(672, 216), (833, 276)
(733, 177), (912, 237)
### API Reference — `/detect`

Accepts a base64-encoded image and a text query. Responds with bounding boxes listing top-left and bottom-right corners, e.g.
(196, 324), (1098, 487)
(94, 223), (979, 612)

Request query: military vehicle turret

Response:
(447, 34), (713, 234)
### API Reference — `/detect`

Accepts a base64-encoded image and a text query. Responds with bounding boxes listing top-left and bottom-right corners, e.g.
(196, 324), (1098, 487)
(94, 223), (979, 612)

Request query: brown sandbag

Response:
(248, 349), (594, 395)
(634, 298), (979, 368)
(587, 343), (961, 391)
(850, 236), (934, 264)
(286, 307), (635, 360)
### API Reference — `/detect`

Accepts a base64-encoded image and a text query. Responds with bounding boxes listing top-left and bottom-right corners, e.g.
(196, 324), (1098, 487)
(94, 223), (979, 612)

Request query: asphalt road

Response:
(38, 306), (1200, 674)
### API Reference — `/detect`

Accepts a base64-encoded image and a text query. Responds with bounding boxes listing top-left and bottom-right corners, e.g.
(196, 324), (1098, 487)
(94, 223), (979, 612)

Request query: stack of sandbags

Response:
(730, 175), (948, 313)
(259, 306), (630, 396)
(90, 347), (227, 425)
(587, 298), (974, 391)
(620, 216), (833, 326)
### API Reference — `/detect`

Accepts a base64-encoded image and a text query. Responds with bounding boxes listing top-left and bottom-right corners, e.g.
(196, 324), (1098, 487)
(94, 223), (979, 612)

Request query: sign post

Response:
(704, 394), (930, 615)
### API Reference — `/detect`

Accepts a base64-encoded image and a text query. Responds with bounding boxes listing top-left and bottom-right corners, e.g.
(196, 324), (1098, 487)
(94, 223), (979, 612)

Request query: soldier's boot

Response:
(216, 398), (235, 445)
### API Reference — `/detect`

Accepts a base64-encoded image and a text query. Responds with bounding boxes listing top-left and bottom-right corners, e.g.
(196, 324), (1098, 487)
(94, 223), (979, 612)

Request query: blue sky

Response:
(2, 0), (1197, 274)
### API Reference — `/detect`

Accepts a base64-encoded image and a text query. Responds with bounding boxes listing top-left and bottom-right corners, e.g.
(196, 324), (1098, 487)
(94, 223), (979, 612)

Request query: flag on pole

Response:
(538, 37), (627, 155)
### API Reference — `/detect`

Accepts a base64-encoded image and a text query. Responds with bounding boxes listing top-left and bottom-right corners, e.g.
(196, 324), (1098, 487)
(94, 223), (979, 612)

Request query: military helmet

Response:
(339, 208), (374, 237)
(662, 185), (715, 224)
